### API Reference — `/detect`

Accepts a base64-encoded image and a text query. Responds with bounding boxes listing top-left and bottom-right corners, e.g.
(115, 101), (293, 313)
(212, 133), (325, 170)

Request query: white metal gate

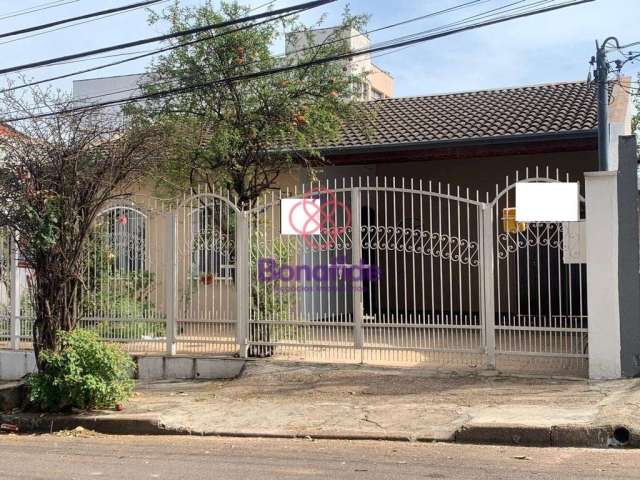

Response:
(1, 170), (589, 375)
(244, 172), (587, 373)
(246, 178), (484, 367)
(485, 168), (588, 374)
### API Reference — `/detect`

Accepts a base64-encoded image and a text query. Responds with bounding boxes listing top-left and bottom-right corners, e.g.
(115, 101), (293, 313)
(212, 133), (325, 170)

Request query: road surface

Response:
(0, 434), (638, 479)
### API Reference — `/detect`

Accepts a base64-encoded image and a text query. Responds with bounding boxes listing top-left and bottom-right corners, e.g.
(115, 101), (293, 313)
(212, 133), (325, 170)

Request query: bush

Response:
(27, 329), (135, 412)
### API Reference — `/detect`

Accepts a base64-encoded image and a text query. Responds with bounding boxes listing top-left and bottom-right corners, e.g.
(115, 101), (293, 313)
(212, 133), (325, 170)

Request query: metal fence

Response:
(0, 170), (589, 375)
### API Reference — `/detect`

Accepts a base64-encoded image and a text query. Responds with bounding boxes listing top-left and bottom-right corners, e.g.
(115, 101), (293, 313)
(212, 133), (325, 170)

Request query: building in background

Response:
(73, 73), (146, 115)
(285, 27), (394, 100)
(72, 26), (394, 107)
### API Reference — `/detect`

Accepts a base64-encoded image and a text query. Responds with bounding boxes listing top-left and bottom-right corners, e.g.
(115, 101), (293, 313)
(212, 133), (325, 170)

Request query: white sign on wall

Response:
(515, 182), (579, 222)
(281, 198), (321, 235)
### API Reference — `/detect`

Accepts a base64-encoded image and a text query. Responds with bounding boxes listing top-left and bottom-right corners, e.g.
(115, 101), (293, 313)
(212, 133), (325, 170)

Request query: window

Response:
(371, 88), (385, 100)
(192, 205), (235, 280)
(104, 207), (146, 273)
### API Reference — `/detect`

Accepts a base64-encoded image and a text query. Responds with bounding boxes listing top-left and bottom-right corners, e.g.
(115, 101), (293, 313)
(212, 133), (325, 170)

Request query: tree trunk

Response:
(31, 270), (80, 371)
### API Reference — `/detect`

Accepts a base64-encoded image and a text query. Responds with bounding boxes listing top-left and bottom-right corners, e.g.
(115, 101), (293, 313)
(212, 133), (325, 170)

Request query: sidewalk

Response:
(2, 361), (639, 447)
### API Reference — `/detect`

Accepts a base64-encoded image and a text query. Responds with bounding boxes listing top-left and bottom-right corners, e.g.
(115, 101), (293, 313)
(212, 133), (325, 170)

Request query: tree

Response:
(0, 84), (161, 369)
(138, 0), (368, 203)
(135, 1), (369, 357)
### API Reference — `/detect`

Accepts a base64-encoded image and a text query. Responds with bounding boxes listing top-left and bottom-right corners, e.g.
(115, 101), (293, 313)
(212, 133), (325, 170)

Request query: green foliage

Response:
(22, 196), (61, 255)
(250, 230), (297, 341)
(137, 1), (369, 201)
(81, 226), (158, 323)
(27, 329), (135, 412)
(0, 78), (162, 359)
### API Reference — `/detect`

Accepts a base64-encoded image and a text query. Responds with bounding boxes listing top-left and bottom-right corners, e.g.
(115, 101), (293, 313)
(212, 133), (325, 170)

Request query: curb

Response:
(1, 412), (635, 448)
(455, 424), (618, 448)
(0, 383), (26, 411)
(0, 413), (173, 436)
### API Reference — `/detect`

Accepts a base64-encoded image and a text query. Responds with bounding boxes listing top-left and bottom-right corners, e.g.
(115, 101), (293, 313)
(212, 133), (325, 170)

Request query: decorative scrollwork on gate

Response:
(361, 225), (479, 266)
(291, 225), (352, 252)
(496, 222), (563, 259)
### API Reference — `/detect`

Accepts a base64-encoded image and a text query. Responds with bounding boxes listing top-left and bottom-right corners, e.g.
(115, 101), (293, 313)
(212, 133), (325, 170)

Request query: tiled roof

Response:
(322, 80), (603, 151)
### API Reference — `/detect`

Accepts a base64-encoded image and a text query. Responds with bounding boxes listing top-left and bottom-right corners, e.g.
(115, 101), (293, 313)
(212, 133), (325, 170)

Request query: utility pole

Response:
(594, 40), (609, 171)
(593, 37), (620, 171)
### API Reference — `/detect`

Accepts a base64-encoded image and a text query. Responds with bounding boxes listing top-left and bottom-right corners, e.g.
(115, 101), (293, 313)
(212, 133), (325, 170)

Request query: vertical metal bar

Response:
(437, 183), (444, 352)
(9, 236), (20, 350)
(165, 212), (177, 356)
(351, 188), (364, 350)
(384, 177), (390, 323)
(235, 210), (249, 358)
(429, 183), (435, 351)
(481, 204), (496, 368)
(375, 178), (382, 324)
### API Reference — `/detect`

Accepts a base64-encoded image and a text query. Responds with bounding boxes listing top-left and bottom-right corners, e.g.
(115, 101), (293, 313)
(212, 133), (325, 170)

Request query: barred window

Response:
(104, 207), (146, 273)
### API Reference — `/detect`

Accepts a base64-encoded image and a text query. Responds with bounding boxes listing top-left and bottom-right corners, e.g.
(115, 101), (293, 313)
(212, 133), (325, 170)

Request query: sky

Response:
(0, 0), (638, 99)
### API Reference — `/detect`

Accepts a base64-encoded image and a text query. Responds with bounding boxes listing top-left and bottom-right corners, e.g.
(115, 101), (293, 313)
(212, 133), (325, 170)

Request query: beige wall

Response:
(285, 27), (394, 101)
(369, 64), (394, 99)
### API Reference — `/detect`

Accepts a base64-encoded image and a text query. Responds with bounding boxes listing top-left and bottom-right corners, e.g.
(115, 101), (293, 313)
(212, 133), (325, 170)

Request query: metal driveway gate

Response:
(246, 177), (486, 366)
(244, 171), (587, 374)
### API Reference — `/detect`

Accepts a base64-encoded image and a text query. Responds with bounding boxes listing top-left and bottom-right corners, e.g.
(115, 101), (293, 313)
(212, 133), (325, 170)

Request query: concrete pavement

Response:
(0, 434), (639, 479)
(2, 361), (640, 446)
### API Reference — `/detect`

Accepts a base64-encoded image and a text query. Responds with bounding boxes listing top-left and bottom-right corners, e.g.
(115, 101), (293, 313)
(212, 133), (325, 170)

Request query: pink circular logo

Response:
(288, 187), (351, 251)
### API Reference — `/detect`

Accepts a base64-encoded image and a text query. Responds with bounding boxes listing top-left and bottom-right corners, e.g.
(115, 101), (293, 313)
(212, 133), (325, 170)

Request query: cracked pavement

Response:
(113, 360), (640, 441)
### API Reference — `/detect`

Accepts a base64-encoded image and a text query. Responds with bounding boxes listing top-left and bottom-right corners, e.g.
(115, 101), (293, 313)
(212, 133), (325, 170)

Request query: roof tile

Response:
(323, 80), (603, 150)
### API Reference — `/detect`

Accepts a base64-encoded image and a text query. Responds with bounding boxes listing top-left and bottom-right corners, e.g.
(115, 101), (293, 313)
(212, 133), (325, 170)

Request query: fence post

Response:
(235, 210), (249, 358)
(351, 189), (364, 351)
(9, 236), (20, 350)
(585, 135), (640, 379)
(165, 212), (177, 356)
(480, 205), (496, 369)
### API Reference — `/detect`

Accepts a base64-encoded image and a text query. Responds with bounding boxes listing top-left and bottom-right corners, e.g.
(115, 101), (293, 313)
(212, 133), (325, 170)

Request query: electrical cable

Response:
(0, 0), (336, 76)
(1, 0), (594, 122)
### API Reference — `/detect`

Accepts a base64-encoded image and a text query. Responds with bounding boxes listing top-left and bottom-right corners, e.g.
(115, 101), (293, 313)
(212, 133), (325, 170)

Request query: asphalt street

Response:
(0, 434), (639, 479)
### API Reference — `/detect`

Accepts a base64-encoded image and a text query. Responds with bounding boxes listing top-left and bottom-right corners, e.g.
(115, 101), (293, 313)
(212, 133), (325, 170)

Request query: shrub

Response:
(27, 329), (135, 412)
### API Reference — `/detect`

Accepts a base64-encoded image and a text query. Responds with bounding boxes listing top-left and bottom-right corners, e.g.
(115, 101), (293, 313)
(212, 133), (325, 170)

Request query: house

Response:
(63, 74), (634, 375)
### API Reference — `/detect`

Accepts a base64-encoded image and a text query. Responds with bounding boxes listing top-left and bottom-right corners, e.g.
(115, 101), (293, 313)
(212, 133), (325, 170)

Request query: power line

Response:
(0, 1), (172, 48)
(0, 0), (337, 76)
(4, 0), (533, 96)
(0, 0), (492, 93)
(1, 1), (276, 73)
(2, 0), (594, 122)
(1, 0), (588, 115)
(0, 0), (80, 21)
(0, 0), (165, 40)
(54, 0), (566, 106)
(2, 11), (299, 93)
